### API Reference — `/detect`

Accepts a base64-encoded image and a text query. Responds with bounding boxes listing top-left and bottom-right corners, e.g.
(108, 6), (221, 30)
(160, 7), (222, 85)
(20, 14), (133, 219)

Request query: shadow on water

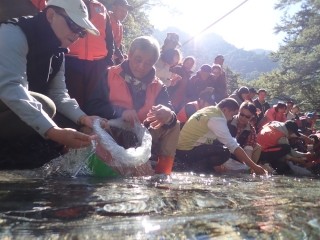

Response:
(0, 171), (320, 239)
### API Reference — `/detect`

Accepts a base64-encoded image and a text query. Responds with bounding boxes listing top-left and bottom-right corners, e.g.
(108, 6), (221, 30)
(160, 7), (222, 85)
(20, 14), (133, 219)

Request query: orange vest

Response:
(107, 65), (163, 122)
(177, 101), (199, 123)
(109, 11), (123, 48)
(257, 125), (286, 152)
(67, 1), (108, 60)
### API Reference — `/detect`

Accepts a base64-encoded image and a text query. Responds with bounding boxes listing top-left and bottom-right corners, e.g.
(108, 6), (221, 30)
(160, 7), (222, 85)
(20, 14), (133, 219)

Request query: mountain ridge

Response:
(153, 27), (278, 80)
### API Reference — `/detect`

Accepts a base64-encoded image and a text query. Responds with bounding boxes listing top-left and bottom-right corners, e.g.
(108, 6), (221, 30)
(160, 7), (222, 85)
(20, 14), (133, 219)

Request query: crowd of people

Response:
(0, 0), (319, 176)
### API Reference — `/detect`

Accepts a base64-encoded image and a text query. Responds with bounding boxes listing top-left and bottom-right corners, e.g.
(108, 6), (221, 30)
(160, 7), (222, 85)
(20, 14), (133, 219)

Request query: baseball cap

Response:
(46, 0), (100, 36)
(285, 120), (301, 137)
(113, 0), (133, 10)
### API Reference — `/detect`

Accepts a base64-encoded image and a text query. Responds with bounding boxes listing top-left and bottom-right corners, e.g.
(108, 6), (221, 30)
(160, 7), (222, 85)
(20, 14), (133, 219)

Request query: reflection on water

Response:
(0, 171), (320, 239)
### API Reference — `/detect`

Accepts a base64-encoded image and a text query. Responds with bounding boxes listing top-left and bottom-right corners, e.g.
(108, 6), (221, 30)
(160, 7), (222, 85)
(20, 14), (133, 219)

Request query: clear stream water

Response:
(1, 170), (320, 240)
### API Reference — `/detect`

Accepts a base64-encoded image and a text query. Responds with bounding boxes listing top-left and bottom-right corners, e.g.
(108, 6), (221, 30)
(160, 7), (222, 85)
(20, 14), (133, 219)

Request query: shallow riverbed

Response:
(0, 171), (320, 239)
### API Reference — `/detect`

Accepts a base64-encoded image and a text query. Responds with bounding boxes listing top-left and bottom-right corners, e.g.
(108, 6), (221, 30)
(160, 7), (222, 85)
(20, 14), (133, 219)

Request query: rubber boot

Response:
(155, 156), (174, 175)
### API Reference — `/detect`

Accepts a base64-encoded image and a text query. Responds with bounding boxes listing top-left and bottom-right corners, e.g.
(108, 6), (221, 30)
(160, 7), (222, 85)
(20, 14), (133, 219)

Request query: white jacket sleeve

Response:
(207, 116), (239, 153)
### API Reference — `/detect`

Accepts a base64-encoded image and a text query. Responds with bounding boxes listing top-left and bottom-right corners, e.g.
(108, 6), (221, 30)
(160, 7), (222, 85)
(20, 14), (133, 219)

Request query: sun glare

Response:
(149, 0), (283, 51)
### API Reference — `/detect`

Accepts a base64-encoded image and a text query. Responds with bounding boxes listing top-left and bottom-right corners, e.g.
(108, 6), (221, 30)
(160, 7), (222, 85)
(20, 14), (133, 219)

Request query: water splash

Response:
(40, 144), (95, 178)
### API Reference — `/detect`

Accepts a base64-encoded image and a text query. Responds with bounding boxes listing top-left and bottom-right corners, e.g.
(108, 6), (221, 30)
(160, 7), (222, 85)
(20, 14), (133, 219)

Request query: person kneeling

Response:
(175, 98), (267, 175)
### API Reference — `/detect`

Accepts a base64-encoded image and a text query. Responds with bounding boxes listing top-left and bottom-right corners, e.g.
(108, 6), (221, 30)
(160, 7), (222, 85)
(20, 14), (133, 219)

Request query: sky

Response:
(148, 0), (285, 51)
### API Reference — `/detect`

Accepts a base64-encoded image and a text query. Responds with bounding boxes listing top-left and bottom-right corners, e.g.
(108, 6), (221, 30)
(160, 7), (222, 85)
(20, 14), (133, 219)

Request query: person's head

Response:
(45, 0), (99, 48)
(286, 100), (294, 111)
(182, 56), (195, 71)
(198, 87), (216, 108)
(237, 86), (250, 101)
(160, 48), (181, 67)
(128, 36), (160, 79)
(285, 120), (301, 137)
(112, 0), (133, 22)
(238, 101), (257, 125)
(162, 32), (180, 52)
(291, 105), (300, 114)
(214, 54), (224, 66)
(199, 64), (212, 80)
(217, 98), (239, 121)
(211, 64), (222, 77)
(249, 88), (257, 100)
(257, 89), (267, 101)
(274, 102), (287, 113)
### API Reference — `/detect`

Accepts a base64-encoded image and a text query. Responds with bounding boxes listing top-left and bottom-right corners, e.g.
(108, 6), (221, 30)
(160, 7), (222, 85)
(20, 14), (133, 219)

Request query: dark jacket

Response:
(10, 13), (66, 94)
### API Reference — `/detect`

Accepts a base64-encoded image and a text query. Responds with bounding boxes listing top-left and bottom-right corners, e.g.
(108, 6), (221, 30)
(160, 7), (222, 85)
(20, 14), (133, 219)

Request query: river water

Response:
(1, 170), (320, 240)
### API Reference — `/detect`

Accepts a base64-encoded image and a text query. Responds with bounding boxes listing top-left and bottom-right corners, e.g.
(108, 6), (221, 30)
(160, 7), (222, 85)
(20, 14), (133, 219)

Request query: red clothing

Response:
(67, 1), (109, 60)
(265, 107), (287, 122)
(257, 107), (286, 131)
(177, 101), (199, 124)
(107, 65), (163, 122)
(257, 123), (286, 152)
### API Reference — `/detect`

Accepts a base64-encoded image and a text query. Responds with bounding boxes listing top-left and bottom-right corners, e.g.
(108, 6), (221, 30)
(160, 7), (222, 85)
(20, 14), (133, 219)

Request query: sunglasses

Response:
(56, 12), (87, 38)
(239, 112), (252, 119)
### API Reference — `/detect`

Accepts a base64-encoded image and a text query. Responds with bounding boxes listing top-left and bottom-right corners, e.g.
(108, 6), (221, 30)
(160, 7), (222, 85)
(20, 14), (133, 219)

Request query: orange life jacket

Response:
(177, 101), (199, 123)
(257, 124), (286, 152)
(67, 1), (108, 60)
(107, 65), (163, 122)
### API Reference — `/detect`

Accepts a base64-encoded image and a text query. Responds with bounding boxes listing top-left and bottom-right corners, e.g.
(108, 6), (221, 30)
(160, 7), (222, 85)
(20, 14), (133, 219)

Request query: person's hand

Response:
(146, 105), (174, 129)
(78, 115), (109, 130)
(45, 126), (96, 149)
(122, 109), (139, 126)
(251, 164), (268, 175)
(170, 73), (182, 86)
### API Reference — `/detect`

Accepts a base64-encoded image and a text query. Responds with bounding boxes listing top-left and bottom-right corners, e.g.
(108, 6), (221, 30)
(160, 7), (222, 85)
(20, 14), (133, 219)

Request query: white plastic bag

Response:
(94, 118), (152, 168)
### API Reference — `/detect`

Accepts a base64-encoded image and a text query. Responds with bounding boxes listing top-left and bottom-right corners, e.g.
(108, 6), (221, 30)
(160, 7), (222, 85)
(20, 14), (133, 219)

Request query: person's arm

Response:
(233, 147), (267, 175)
(81, 71), (115, 119)
(0, 24), (57, 137)
(105, 12), (115, 66)
(207, 116), (239, 153)
(47, 56), (87, 124)
(208, 116), (267, 175)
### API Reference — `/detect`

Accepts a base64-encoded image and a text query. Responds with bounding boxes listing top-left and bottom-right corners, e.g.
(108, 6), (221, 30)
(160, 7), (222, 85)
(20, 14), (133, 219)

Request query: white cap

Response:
(46, 0), (100, 36)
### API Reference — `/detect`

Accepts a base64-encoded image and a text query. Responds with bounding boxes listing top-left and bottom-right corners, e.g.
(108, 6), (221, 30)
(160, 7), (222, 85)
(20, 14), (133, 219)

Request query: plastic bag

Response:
(93, 118), (152, 168)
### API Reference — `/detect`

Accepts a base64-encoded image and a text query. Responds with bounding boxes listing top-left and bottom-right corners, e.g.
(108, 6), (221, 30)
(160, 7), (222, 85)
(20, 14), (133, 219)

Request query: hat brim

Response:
(68, 13), (100, 36)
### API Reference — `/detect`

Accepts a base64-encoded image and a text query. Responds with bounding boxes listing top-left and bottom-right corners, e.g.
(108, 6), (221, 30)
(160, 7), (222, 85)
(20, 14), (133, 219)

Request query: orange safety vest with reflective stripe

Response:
(177, 101), (199, 123)
(107, 65), (163, 122)
(67, 1), (108, 60)
(257, 124), (286, 152)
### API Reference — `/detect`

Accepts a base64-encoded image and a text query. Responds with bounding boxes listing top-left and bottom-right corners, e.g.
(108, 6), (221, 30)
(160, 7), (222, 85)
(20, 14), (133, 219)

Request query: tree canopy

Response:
(256, 0), (320, 111)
